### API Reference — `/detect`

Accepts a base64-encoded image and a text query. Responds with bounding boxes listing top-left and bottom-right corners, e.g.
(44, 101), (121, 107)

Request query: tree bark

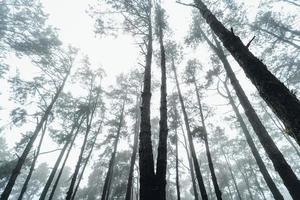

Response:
(0, 70), (70, 200)
(175, 130), (180, 200)
(172, 60), (208, 200)
(193, 81), (222, 200)
(248, 161), (267, 200)
(139, 7), (156, 199)
(125, 95), (140, 200)
(193, 0), (300, 146)
(101, 98), (126, 200)
(222, 81), (284, 200)
(155, 10), (168, 199)
(17, 120), (48, 200)
(197, 23), (299, 198)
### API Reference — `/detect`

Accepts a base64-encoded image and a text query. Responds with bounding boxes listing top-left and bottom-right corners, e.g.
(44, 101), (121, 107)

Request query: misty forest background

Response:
(0, 0), (300, 200)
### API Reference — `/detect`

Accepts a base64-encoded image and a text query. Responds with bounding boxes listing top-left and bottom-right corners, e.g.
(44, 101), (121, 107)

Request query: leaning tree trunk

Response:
(139, 12), (156, 200)
(47, 117), (84, 200)
(71, 122), (102, 200)
(175, 130), (181, 200)
(39, 115), (84, 200)
(172, 60), (208, 200)
(196, 23), (299, 199)
(193, 0), (300, 146)
(221, 147), (242, 200)
(209, 33), (300, 198)
(193, 80), (222, 200)
(17, 120), (48, 200)
(0, 70), (70, 200)
(155, 11), (169, 200)
(248, 160), (267, 200)
(125, 95), (141, 200)
(235, 161), (254, 200)
(222, 80), (284, 200)
(101, 99), (126, 200)
(182, 127), (199, 200)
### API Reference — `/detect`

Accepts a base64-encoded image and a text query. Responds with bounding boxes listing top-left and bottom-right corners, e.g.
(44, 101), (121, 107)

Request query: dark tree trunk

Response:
(71, 123), (102, 200)
(222, 81), (284, 200)
(47, 117), (84, 200)
(39, 115), (84, 200)
(155, 11), (168, 200)
(125, 96), (140, 200)
(139, 10), (156, 200)
(101, 99), (126, 200)
(172, 60), (208, 200)
(193, 81), (222, 200)
(193, 0), (300, 146)
(0, 71), (70, 200)
(17, 120), (48, 200)
(221, 148), (242, 200)
(175, 131), (180, 200)
(196, 23), (299, 198)
(182, 128), (199, 200)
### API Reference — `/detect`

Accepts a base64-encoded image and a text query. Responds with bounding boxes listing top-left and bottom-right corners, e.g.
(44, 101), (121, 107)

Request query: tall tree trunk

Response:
(193, 0), (300, 146)
(0, 70), (70, 200)
(222, 80), (284, 200)
(155, 9), (168, 199)
(259, 102), (300, 159)
(236, 163), (254, 200)
(172, 60), (208, 200)
(220, 147), (242, 200)
(39, 115), (84, 200)
(193, 80), (222, 200)
(182, 127), (199, 200)
(175, 130), (180, 200)
(125, 95), (141, 200)
(47, 117), (84, 200)
(101, 98), (126, 200)
(248, 161), (267, 200)
(17, 120), (48, 200)
(71, 122), (102, 200)
(139, 7), (156, 199)
(197, 23), (299, 198)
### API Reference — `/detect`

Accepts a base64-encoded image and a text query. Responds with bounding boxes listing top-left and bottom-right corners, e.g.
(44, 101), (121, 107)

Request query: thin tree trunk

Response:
(47, 116), (84, 200)
(139, 5), (156, 199)
(125, 95), (141, 200)
(39, 115), (84, 200)
(101, 98), (126, 200)
(182, 128), (199, 200)
(193, 81), (222, 200)
(236, 162), (254, 200)
(71, 122), (102, 200)
(17, 120), (48, 200)
(156, 8), (168, 199)
(0, 70), (70, 200)
(222, 81), (284, 200)
(172, 60), (208, 200)
(175, 130), (180, 200)
(221, 147), (242, 200)
(193, 0), (300, 147)
(248, 161), (267, 200)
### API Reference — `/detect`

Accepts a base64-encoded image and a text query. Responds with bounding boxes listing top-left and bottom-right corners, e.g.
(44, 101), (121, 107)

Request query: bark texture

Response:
(194, 0), (300, 146)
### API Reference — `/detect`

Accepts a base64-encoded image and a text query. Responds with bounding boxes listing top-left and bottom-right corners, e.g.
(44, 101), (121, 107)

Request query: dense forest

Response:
(0, 0), (300, 199)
